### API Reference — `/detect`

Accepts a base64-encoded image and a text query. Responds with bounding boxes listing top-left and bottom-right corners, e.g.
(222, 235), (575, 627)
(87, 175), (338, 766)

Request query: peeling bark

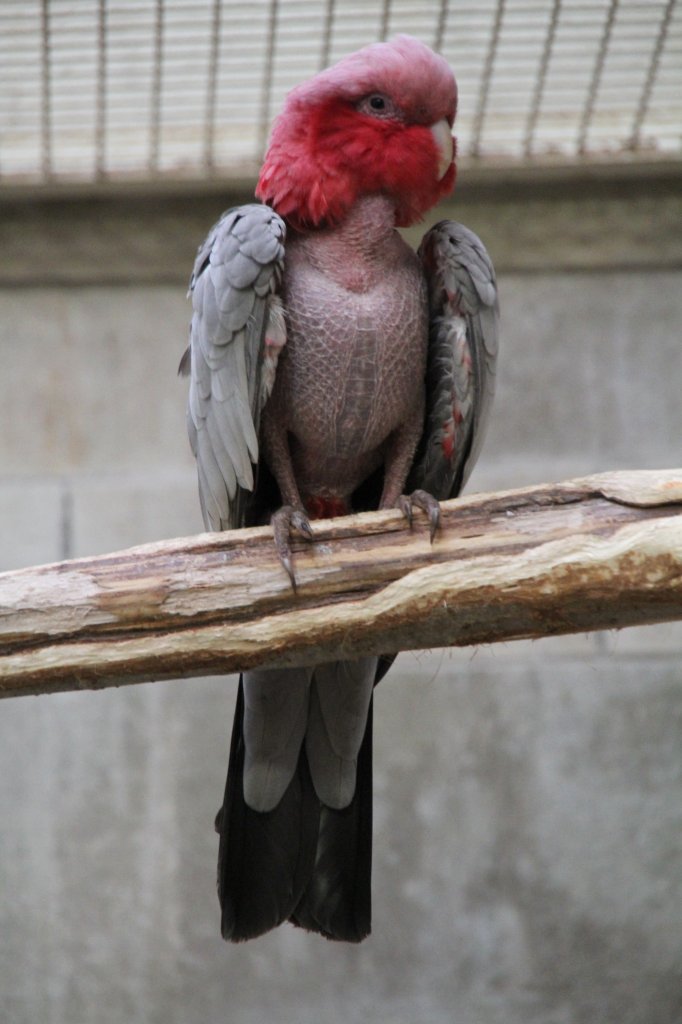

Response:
(1, 470), (681, 698)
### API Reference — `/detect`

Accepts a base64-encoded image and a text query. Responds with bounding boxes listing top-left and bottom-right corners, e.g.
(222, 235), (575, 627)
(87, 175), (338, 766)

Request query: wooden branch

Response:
(1, 469), (681, 698)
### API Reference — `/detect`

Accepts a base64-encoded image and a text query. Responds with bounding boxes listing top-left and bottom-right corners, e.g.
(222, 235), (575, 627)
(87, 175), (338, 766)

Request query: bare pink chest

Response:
(268, 198), (429, 502)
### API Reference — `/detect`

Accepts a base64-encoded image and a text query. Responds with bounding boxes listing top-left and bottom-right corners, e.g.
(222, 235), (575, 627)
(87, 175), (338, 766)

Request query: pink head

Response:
(256, 35), (457, 230)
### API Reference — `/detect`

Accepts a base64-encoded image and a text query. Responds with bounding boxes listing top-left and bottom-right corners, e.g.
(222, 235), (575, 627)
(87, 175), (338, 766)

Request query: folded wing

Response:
(409, 221), (499, 500)
(181, 204), (286, 530)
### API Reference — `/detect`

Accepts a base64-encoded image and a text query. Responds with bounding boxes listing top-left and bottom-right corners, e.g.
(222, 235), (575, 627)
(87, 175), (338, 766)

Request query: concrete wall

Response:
(1, 178), (681, 1024)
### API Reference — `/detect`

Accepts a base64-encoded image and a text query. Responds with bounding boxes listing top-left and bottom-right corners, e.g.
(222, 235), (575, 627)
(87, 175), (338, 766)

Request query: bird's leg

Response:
(261, 405), (313, 588)
(379, 408), (441, 542)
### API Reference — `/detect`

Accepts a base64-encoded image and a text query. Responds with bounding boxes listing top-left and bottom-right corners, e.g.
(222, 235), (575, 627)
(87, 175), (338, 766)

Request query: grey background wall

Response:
(1, 174), (681, 1024)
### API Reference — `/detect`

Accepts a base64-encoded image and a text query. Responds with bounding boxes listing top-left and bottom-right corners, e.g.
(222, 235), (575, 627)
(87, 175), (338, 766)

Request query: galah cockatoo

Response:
(182, 35), (499, 943)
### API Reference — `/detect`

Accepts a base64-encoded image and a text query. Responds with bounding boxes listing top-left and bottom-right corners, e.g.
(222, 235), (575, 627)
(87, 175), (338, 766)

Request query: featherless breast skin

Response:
(261, 194), (430, 515)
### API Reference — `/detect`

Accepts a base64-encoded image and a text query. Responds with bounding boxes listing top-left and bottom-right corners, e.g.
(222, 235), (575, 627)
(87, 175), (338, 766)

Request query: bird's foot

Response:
(396, 489), (440, 542)
(271, 505), (314, 589)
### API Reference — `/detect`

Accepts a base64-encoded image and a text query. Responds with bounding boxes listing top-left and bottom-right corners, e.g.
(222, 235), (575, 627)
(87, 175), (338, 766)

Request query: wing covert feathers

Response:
(184, 204), (286, 530)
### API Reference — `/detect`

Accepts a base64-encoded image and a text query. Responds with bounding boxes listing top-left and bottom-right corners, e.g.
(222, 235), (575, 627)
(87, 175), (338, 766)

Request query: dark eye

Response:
(357, 93), (397, 118)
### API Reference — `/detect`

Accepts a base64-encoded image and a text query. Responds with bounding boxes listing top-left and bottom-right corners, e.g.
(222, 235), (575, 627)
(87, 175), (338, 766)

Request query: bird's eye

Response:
(357, 93), (397, 119)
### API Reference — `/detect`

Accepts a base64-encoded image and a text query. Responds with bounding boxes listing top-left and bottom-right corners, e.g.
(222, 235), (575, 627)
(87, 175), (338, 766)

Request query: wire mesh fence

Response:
(0, 0), (679, 186)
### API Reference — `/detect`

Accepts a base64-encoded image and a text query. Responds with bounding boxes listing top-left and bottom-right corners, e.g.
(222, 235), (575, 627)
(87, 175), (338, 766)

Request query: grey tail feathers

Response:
(216, 677), (373, 943)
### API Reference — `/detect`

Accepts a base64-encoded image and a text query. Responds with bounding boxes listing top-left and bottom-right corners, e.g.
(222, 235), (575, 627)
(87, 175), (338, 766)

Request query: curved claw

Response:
(271, 505), (314, 589)
(397, 489), (440, 543)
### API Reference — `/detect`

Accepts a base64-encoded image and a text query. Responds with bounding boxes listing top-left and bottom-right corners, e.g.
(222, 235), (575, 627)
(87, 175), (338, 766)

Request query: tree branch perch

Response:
(1, 469), (681, 698)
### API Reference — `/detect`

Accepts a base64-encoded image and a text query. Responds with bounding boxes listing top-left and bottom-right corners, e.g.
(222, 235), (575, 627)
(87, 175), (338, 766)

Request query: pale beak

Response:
(430, 118), (454, 180)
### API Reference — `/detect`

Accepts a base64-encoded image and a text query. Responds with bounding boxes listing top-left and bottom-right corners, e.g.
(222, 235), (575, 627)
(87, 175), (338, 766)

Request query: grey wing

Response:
(408, 220), (499, 500)
(181, 204), (286, 531)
